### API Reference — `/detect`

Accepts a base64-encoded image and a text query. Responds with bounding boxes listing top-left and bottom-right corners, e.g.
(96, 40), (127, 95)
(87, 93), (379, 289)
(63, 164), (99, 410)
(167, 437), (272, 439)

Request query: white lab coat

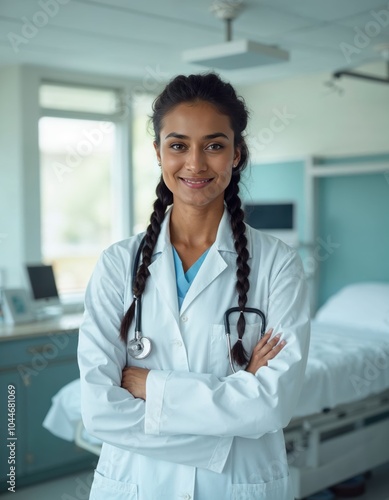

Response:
(78, 206), (310, 500)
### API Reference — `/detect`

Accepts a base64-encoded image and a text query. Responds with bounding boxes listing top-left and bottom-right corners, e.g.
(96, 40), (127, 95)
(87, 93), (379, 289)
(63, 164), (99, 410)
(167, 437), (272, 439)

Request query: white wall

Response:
(239, 62), (389, 163)
(0, 66), (42, 288)
(0, 67), (25, 288)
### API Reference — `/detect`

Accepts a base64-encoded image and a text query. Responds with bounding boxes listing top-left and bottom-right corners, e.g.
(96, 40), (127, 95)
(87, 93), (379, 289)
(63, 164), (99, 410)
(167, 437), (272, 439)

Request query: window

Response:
(39, 83), (159, 297)
(39, 83), (121, 296)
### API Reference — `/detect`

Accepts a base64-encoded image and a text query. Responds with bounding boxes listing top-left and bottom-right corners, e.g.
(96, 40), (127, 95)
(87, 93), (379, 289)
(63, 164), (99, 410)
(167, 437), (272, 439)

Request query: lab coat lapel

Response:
(180, 208), (236, 315)
(148, 245), (179, 322)
(147, 208), (179, 323)
(179, 247), (228, 315)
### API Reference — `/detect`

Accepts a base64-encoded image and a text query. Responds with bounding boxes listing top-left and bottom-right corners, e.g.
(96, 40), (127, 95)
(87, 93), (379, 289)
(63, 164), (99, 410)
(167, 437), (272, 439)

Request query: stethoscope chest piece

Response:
(127, 335), (151, 359)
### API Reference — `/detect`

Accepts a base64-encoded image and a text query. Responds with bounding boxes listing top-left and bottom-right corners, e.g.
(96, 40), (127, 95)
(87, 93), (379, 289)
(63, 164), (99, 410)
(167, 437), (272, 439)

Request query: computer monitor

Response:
(244, 202), (298, 247)
(26, 264), (61, 318)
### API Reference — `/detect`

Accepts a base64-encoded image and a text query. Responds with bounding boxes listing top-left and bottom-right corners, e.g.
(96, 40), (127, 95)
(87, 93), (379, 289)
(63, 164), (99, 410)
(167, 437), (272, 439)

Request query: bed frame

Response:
(285, 388), (389, 498)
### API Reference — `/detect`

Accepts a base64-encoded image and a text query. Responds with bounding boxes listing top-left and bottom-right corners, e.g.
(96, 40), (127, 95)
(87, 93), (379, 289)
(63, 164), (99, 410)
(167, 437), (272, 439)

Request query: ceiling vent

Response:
(182, 1), (289, 70)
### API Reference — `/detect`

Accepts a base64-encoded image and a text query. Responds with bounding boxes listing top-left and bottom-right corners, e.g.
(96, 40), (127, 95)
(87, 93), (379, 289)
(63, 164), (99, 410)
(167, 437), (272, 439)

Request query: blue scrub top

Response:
(172, 247), (210, 309)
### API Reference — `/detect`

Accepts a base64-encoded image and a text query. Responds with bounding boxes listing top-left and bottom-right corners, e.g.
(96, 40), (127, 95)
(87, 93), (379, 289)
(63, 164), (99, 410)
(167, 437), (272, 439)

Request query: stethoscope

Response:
(127, 237), (267, 373)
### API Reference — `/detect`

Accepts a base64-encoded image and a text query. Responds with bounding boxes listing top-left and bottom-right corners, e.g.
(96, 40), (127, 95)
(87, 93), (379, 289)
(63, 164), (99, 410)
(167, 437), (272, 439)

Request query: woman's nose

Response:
(185, 149), (207, 173)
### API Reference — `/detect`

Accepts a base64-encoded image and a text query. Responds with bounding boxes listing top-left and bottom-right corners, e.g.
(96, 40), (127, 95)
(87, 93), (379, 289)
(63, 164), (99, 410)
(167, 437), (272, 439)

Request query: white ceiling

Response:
(0, 0), (389, 84)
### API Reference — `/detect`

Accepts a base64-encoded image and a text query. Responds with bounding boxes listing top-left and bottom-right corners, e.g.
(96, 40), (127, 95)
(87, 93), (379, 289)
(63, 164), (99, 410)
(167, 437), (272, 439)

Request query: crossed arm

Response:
(122, 329), (286, 399)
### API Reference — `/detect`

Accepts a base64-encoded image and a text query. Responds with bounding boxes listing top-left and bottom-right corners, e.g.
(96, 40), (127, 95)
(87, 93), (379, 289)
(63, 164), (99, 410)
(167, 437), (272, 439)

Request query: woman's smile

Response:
(179, 176), (214, 189)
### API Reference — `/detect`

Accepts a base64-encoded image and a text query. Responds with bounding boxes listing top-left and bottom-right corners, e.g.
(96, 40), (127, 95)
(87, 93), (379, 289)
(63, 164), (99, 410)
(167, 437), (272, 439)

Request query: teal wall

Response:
(318, 166), (389, 306)
(241, 161), (306, 242)
(245, 155), (389, 308)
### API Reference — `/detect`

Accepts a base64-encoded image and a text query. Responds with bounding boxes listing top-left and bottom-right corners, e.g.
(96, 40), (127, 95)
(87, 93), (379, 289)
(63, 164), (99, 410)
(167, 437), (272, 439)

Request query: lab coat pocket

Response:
(231, 475), (291, 500)
(90, 470), (138, 499)
(210, 322), (261, 376)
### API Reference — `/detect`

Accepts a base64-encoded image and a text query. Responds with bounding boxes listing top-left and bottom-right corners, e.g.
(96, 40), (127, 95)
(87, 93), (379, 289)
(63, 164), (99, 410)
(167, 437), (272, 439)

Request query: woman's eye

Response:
(207, 143), (223, 151)
(170, 143), (185, 151)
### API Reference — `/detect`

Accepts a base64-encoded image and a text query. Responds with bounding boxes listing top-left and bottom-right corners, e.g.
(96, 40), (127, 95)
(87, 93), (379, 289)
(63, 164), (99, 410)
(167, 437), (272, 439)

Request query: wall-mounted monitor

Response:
(244, 202), (298, 247)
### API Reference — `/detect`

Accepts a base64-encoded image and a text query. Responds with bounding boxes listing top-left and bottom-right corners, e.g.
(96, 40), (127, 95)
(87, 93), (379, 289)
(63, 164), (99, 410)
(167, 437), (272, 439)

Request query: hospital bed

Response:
(43, 282), (389, 499)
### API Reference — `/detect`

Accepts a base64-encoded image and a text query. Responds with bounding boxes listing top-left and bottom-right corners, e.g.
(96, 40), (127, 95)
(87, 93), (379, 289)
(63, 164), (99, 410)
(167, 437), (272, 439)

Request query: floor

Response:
(1, 464), (389, 499)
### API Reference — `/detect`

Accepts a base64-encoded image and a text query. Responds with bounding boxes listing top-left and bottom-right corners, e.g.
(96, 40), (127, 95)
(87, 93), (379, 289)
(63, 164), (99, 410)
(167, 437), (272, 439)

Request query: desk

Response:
(0, 313), (84, 341)
(0, 314), (93, 491)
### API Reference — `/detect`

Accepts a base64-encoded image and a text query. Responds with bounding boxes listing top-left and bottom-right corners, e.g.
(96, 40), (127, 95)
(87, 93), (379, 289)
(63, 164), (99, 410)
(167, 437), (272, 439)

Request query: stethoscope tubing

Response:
(224, 307), (266, 335)
(133, 236), (146, 336)
(224, 307), (266, 374)
(128, 236), (151, 359)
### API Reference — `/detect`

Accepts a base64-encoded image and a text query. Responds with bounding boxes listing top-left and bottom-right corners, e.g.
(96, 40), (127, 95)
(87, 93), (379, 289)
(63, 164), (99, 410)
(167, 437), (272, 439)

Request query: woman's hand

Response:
(121, 366), (150, 400)
(245, 329), (286, 375)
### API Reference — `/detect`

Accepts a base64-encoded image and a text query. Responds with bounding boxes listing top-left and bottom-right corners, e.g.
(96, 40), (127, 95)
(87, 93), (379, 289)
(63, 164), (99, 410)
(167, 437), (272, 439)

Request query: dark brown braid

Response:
(225, 171), (251, 365)
(120, 73), (252, 366)
(119, 179), (172, 342)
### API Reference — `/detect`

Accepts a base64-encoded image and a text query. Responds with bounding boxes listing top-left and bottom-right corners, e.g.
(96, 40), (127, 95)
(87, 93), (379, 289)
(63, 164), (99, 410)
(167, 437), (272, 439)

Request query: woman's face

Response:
(154, 100), (241, 211)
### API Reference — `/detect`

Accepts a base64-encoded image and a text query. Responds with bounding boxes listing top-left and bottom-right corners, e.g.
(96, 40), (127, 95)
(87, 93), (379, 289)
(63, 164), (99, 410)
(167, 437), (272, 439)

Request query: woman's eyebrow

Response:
(164, 132), (230, 140)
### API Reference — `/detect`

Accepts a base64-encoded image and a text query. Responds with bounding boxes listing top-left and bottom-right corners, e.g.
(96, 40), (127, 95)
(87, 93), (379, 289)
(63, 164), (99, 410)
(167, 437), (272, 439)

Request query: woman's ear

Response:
(233, 145), (241, 167)
(153, 141), (161, 165)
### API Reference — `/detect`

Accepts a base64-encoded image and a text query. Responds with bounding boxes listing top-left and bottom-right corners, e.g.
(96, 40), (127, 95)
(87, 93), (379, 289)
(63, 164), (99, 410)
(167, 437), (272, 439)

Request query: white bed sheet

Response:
(43, 320), (389, 442)
(294, 320), (389, 417)
(43, 378), (100, 445)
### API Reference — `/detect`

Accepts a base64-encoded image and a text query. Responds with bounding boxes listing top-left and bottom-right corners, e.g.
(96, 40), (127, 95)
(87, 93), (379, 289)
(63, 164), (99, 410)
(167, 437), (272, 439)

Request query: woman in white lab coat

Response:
(78, 73), (310, 500)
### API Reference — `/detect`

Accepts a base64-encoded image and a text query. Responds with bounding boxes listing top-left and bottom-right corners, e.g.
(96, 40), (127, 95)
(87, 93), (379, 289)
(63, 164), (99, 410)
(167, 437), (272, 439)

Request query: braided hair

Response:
(120, 73), (251, 366)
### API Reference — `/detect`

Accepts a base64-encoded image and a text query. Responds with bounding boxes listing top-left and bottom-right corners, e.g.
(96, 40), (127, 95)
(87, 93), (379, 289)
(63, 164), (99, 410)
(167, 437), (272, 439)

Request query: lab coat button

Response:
(180, 495), (191, 500)
(181, 315), (188, 322)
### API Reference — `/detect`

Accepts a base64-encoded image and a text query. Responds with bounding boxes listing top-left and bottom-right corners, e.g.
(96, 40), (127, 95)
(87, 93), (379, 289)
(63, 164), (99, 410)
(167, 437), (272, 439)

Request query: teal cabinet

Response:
(0, 328), (93, 491)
